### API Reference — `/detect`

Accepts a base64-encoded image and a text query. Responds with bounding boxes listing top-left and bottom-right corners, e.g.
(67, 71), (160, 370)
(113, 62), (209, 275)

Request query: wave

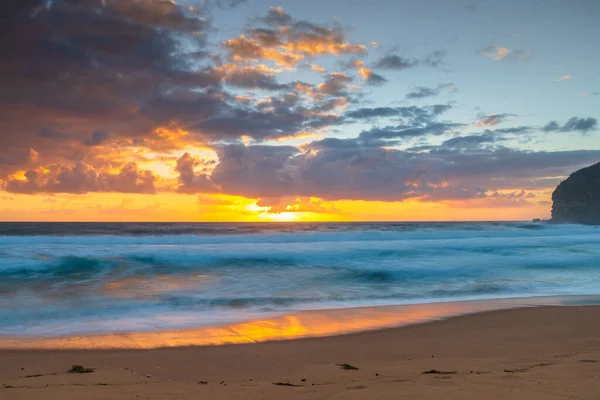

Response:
(1, 222), (600, 336)
(0, 221), (551, 236)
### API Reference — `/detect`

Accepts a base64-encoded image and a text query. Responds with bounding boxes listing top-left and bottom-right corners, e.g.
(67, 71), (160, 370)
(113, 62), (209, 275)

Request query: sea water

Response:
(1, 222), (599, 337)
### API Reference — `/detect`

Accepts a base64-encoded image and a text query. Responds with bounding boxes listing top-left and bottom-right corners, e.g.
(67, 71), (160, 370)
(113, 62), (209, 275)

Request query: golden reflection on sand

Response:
(0, 298), (556, 350)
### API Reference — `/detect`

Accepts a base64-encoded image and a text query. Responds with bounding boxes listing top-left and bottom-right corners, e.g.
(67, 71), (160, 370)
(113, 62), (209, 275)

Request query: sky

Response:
(0, 0), (599, 222)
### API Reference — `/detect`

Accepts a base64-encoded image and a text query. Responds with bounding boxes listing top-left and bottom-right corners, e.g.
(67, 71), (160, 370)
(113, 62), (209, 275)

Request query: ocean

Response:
(1, 222), (599, 338)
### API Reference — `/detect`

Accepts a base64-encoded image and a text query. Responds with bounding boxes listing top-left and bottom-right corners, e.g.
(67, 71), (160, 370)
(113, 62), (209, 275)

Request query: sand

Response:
(1, 306), (599, 399)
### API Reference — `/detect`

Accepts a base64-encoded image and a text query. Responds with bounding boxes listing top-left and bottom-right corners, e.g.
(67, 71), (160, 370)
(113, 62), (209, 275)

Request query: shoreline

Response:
(2, 294), (600, 350)
(1, 305), (599, 399)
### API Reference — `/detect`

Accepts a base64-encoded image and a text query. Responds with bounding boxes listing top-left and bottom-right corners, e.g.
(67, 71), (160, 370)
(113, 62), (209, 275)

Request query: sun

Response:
(264, 212), (302, 222)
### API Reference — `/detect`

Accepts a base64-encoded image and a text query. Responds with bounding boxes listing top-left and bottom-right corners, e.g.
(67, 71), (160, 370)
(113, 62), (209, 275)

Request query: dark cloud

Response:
(542, 121), (561, 132)
(365, 71), (388, 86)
(89, 0), (209, 31)
(344, 104), (459, 145)
(0, 2), (379, 183)
(405, 83), (456, 100)
(259, 6), (293, 26)
(85, 130), (110, 147)
(0, 148), (39, 167)
(0, 0), (221, 175)
(209, 145), (300, 197)
(222, 66), (289, 91)
(190, 98), (340, 142)
(423, 50), (446, 68)
(318, 73), (353, 95)
(359, 122), (461, 144)
(175, 153), (217, 193)
(374, 55), (418, 70)
(345, 107), (407, 120)
(492, 126), (533, 134)
(212, 0), (249, 9)
(1, 1), (596, 208)
(190, 141), (600, 202)
(345, 104), (453, 123)
(171, 109), (600, 202)
(440, 133), (498, 149)
(434, 126), (534, 152)
(543, 117), (598, 133)
(376, 125), (451, 142)
(374, 50), (445, 70)
(405, 87), (437, 100)
(3, 162), (156, 194)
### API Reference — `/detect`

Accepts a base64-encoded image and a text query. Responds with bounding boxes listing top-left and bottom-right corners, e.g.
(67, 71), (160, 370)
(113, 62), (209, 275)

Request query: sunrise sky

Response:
(1, 0), (599, 222)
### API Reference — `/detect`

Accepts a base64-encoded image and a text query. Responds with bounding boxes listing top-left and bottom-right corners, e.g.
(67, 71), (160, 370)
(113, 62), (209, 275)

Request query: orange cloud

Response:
(474, 113), (516, 127)
(224, 8), (366, 69)
(310, 64), (326, 72)
(226, 35), (303, 69)
(4, 162), (157, 194)
(351, 60), (386, 85)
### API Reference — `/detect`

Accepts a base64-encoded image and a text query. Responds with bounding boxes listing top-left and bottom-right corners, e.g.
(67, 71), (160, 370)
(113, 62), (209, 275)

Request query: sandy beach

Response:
(1, 305), (599, 399)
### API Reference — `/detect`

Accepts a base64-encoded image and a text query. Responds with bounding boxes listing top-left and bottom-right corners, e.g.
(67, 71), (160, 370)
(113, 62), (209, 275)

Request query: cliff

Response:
(551, 162), (600, 225)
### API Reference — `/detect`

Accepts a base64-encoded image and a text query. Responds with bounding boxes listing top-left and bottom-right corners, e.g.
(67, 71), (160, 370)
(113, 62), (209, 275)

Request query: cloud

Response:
(225, 8), (366, 69)
(1, 1), (597, 210)
(375, 55), (418, 70)
(405, 83), (457, 100)
(351, 60), (387, 86)
(175, 153), (218, 193)
(0, 2), (376, 180)
(258, 6), (294, 26)
(4, 162), (156, 194)
(256, 196), (337, 214)
(209, 145), (300, 197)
(359, 122), (461, 144)
(88, 0), (210, 31)
(216, 64), (289, 91)
(475, 113), (517, 127)
(317, 72), (354, 95)
(192, 141), (600, 203)
(374, 50), (446, 70)
(439, 133), (498, 149)
(542, 117), (598, 134)
(345, 104), (453, 123)
(480, 46), (528, 63)
(553, 74), (572, 82)
(0, 148), (39, 168)
(0, 0), (219, 174)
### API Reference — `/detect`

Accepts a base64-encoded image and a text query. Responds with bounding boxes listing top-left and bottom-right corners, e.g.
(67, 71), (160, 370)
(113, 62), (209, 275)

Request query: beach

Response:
(2, 222), (599, 398)
(1, 305), (599, 399)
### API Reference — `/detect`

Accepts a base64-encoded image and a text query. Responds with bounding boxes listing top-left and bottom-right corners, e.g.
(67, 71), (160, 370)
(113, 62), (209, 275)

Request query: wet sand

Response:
(1, 305), (599, 399)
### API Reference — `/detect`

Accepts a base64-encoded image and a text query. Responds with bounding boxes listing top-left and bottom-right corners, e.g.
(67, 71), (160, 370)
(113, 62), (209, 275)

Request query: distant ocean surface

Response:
(1, 222), (600, 337)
